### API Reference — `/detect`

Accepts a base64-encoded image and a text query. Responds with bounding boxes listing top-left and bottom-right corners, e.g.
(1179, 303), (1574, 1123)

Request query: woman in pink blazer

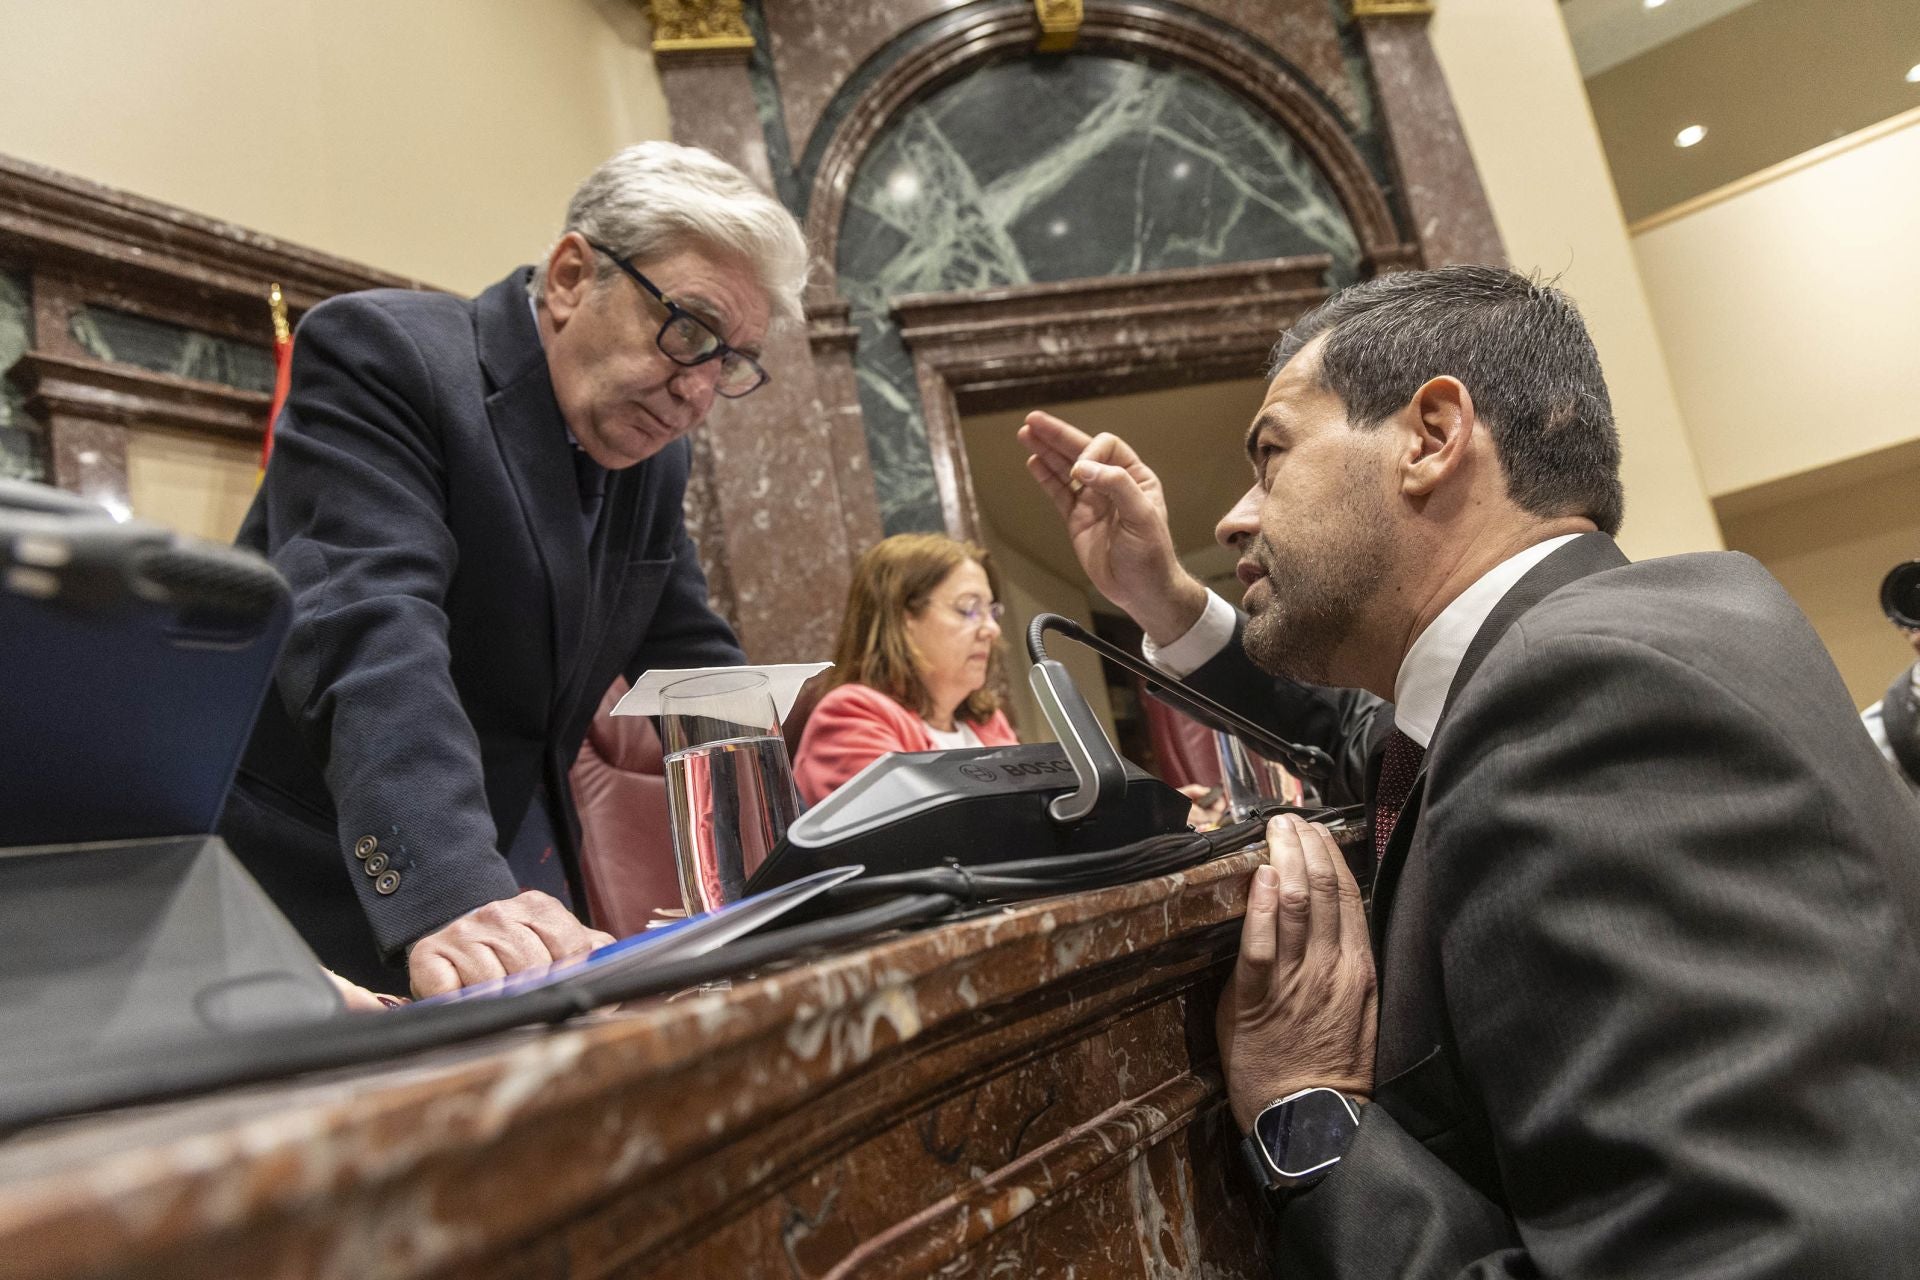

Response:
(795, 534), (1020, 805)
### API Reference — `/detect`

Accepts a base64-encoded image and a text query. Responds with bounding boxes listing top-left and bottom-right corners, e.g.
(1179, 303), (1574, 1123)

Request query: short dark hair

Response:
(1271, 265), (1624, 535)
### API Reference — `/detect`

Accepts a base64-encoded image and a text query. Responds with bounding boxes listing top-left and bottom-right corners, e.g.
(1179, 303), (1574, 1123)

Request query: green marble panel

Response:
(0, 270), (42, 482)
(836, 54), (1362, 534)
(70, 305), (277, 395)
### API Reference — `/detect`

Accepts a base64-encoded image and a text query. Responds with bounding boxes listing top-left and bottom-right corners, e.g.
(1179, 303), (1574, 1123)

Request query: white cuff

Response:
(1141, 589), (1237, 679)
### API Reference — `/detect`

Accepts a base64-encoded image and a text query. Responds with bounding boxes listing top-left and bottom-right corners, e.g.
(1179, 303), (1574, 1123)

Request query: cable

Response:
(1024, 613), (1334, 780)
(816, 802), (1365, 911)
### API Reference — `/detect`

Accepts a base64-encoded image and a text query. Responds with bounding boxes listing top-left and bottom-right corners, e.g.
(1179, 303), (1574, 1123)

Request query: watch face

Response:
(1255, 1089), (1359, 1179)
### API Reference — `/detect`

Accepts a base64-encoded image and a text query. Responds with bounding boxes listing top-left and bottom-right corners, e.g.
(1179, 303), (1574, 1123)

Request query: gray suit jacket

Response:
(1192, 533), (1920, 1277)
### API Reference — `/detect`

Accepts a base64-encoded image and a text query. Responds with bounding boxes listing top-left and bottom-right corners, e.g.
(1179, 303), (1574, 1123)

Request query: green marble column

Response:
(0, 271), (39, 482)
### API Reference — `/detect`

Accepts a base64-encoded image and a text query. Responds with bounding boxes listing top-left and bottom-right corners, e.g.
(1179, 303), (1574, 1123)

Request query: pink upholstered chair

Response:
(571, 673), (834, 936)
(570, 677), (684, 938)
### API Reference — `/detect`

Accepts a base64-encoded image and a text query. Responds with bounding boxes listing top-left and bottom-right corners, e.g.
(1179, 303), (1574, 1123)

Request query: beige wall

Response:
(1632, 112), (1920, 500)
(978, 520), (1118, 746)
(1626, 106), (1920, 700)
(126, 429), (260, 545)
(1719, 455), (1920, 707)
(1427, 0), (1725, 560)
(0, 0), (672, 292)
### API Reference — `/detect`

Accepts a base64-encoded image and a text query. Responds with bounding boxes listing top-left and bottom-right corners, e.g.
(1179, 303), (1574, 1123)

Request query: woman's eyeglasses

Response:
(945, 596), (1005, 627)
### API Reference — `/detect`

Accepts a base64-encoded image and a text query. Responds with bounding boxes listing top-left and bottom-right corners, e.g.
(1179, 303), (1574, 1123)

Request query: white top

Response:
(1144, 534), (1584, 748)
(922, 719), (984, 750)
(1862, 687), (1920, 793)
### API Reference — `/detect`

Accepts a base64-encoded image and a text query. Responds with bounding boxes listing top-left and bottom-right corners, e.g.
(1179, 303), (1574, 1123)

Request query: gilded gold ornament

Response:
(649, 0), (755, 54)
(1035, 0), (1082, 53)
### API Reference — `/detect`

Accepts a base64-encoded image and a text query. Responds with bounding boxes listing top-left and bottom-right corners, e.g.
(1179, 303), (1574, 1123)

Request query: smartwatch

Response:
(1241, 1086), (1363, 1192)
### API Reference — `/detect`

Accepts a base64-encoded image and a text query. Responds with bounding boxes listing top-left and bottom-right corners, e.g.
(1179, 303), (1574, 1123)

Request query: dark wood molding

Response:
(894, 255), (1337, 539)
(0, 152), (438, 505)
(0, 153), (429, 318)
(12, 351), (269, 443)
(827, 1071), (1220, 1276)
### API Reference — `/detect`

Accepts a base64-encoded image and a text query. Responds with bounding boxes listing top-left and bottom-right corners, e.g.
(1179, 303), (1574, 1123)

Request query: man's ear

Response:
(1400, 376), (1476, 498)
(541, 232), (596, 329)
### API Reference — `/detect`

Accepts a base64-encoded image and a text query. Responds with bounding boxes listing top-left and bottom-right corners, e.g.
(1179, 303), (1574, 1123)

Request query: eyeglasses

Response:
(945, 595), (1005, 628)
(587, 241), (770, 399)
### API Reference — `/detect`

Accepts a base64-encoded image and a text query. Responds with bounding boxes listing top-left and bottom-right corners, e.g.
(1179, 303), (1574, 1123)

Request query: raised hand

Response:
(1018, 410), (1208, 645)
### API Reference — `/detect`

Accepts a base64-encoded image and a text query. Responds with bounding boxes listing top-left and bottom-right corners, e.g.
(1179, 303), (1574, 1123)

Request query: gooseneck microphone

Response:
(1024, 612), (1334, 782)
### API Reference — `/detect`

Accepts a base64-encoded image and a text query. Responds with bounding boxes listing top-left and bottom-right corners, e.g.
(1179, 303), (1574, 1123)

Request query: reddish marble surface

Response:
(694, 319), (859, 664)
(0, 153), (425, 316)
(41, 412), (129, 512)
(760, 0), (976, 163)
(1359, 16), (1507, 268)
(805, 297), (884, 561)
(762, 0), (1367, 164)
(0, 847), (1272, 1280)
(1176, 0), (1366, 124)
(664, 56), (865, 664)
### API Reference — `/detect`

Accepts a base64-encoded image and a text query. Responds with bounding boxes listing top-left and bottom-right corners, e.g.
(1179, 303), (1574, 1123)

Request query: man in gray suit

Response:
(1022, 266), (1920, 1276)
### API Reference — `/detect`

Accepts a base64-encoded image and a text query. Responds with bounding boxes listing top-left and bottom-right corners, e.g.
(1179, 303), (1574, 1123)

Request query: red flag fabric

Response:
(259, 283), (292, 475)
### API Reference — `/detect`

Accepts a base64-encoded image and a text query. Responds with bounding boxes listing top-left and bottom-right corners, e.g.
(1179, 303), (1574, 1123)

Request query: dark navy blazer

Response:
(220, 268), (742, 984)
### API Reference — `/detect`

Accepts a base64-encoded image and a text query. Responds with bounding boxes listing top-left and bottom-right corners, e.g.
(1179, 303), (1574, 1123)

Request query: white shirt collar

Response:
(1391, 534), (1583, 748)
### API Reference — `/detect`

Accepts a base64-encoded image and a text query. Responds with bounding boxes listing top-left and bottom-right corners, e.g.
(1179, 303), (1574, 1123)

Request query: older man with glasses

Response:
(220, 142), (808, 997)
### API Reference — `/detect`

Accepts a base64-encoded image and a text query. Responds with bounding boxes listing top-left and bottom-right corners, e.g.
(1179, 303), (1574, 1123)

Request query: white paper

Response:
(616, 662), (833, 723)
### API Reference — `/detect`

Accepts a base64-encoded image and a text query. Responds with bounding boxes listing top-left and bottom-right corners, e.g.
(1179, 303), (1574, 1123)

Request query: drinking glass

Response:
(660, 670), (801, 915)
(1212, 729), (1304, 823)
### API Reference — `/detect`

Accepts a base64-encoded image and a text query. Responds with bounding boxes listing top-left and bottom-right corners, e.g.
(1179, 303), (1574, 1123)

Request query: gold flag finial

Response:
(1035, 0), (1083, 52)
(1351, 1), (1436, 16)
(268, 283), (291, 345)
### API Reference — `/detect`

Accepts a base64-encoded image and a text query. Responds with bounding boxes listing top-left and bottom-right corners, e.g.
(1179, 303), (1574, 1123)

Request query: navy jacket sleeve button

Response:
(353, 835), (377, 859)
(374, 870), (402, 895)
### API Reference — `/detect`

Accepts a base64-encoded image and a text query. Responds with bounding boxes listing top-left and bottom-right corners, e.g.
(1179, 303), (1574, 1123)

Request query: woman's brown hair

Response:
(825, 533), (1003, 723)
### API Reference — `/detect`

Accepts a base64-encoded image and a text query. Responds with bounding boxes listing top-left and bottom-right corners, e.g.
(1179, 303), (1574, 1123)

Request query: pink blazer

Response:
(793, 682), (1019, 805)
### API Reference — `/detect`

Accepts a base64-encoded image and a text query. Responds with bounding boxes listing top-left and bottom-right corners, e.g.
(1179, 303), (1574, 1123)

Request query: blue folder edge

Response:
(412, 864), (864, 1006)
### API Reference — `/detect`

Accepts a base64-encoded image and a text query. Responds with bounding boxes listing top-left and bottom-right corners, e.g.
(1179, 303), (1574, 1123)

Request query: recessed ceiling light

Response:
(1906, 63), (1920, 83)
(1674, 124), (1707, 148)
(1644, 0), (1668, 9)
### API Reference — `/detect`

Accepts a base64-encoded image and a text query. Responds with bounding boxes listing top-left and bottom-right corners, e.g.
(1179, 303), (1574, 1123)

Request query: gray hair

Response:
(530, 141), (808, 322)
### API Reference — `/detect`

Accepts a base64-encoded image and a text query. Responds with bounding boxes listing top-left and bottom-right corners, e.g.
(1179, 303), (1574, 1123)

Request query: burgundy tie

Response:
(1373, 729), (1426, 866)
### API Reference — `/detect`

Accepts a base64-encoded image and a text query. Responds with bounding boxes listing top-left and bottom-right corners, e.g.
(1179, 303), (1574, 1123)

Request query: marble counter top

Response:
(0, 845), (1270, 1280)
